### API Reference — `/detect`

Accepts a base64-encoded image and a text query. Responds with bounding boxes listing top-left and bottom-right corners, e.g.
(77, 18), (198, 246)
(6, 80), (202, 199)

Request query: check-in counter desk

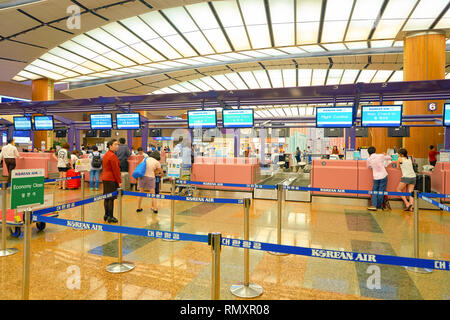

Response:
(2, 152), (58, 178)
(424, 162), (450, 201)
(311, 159), (402, 199)
(192, 157), (260, 191)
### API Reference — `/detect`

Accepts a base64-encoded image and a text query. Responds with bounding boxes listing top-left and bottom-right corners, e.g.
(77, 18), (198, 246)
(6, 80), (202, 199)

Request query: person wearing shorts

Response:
(396, 148), (416, 212)
(53, 143), (71, 190)
(136, 151), (162, 214)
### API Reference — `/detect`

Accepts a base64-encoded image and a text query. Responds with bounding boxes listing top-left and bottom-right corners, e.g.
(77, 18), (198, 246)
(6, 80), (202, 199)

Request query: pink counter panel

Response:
(2, 152), (58, 178)
(311, 159), (402, 198)
(425, 162), (450, 200)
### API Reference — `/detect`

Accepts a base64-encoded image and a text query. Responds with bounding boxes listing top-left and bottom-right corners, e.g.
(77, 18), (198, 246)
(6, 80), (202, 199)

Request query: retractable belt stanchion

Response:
(106, 188), (135, 273)
(22, 208), (32, 300)
(163, 178), (178, 242)
(268, 184), (289, 256)
(209, 232), (222, 300)
(230, 198), (263, 298)
(405, 190), (433, 274)
(0, 183), (18, 257)
(73, 173), (86, 231)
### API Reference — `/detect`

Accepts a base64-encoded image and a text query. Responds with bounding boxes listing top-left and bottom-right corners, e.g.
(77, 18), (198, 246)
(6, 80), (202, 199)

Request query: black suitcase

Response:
(415, 174), (431, 192)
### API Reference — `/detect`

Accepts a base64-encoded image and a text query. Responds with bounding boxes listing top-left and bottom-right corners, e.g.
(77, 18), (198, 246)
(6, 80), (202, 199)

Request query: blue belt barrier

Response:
(33, 191), (118, 216)
(30, 214), (450, 272)
(122, 190), (244, 204)
(175, 180), (277, 190)
(2, 175), (81, 188)
(419, 192), (450, 199)
(33, 215), (208, 244)
(418, 194), (450, 212)
(283, 185), (412, 197)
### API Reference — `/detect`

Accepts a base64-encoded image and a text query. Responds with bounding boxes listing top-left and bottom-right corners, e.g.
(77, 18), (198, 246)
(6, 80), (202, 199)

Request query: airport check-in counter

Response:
(2, 152), (58, 178)
(423, 162), (450, 202)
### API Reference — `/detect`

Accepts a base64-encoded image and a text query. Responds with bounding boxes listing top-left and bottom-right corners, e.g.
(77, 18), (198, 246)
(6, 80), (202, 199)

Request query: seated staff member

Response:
(428, 145), (439, 166)
(102, 139), (122, 223)
(366, 146), (391, 211)
(0, 138), (21, 184)
(395, 148), (416, 212)
(136, 151), (163, 214)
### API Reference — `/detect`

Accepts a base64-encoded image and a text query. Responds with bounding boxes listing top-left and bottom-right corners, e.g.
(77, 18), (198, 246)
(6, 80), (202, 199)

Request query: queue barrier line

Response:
(418, 194), (450, 212)
(33, 191), (118, 216)
(2, 175), (82, 188)
(122, 190), (244, 204)
(30, 213), (450, 272)
(175, 180), (277, 190)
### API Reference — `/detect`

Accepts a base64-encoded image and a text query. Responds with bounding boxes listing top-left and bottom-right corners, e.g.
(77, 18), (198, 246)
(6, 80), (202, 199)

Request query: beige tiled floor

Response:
(0, 183), (449, 300)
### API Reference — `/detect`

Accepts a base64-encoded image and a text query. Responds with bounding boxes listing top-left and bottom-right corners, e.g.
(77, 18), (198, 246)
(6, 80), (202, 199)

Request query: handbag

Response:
(132, 158), (147, 179)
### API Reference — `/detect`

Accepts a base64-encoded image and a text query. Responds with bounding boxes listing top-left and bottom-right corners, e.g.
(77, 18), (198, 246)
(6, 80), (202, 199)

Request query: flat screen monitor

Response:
(99, 129), (111, 137)
(443, 103), (450, 126)
(222, 109), (254, 128)
(86, 130), (97, 137)
(355, 127), (369, 137)
(316, 107), (354, 128)
(324, 128), (344, 137)
(13, 130), (30, 143)
(187, 110), (217, 129)
(387, 126), (410, 137)
(361, 105), (402, 127)
(55, 129), (67, 138)
(90, 114), (112, 130)
(149, 128), (161, 137)
(116, 113), (140, 130)
(13, 116), (31, 131)
(33, 115), (54, 131)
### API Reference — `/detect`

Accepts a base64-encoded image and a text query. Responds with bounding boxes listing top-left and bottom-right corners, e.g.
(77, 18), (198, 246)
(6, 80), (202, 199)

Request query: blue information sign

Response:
(34, 115), (54, 131)
(361, 105), (402, 127)
(316, 107), (354, 128)
(13, 116), (31, 131)
(116, 113), (140, 130)
(90, 114), (112, 130)
(187, 110), (217, 128)
(443, 103), (450, 126)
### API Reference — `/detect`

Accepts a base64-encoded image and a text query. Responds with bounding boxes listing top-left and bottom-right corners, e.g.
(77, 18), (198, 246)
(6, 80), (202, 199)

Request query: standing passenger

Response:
(428, 145), (439, 167)
(0, 139), (20, 184)
(366, 146), (391, 211)
(89, 146), (103, 191)
(395, 148), (416, 212)
(136, 151), (162, 214)
(53, 143), (71, 190)
(102, 139), (121, 223)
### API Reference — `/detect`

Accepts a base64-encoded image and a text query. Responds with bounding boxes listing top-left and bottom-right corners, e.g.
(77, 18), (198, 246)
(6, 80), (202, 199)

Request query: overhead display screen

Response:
(116, 113), (140, 130)
(315, 107), (354, 128)
(13, 116), (31, 131)
(34, 115), (54, 131)
(187, 110), (217, 128)
(222, 109), (254, 128)
(443, 103), (450, 126)
(13, 130), (30, 143)
(90, 114), (112, 130)
(361, 105), (402, 127)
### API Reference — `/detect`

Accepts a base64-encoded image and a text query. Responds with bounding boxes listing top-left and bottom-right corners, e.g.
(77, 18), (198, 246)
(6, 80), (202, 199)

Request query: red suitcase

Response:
(66, 169), (81, 189)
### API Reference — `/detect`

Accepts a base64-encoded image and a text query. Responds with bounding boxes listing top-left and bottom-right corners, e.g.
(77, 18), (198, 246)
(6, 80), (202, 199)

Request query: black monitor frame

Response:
(33, 115), (54, 131)
(315, 106), (354, 128)
(13, 116), (32, 131)
(90, 113), (113, 130)
(361, 105), (403, 127)
(187, 110), (217, 129)
(222, 109), (255, 128)
(115, 113), (141, 130)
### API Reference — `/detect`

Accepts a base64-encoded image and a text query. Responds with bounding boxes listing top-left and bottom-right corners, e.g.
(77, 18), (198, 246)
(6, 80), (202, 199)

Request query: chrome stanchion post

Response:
(106, 189), (135, 273)
(268, 184), (288, 256)
(405, 190), (432, 274)
(73, 174), (86, 231)
(163, 178), (178, 242)
(0, 183), (18, 257)
(22, 208), (32, 300)
(209, 232), (221, 300)
(230, 198), (263, 298)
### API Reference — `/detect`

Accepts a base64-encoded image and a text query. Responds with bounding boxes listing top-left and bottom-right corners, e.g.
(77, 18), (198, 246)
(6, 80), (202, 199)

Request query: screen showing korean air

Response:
(14, 117), (31, 131)
(316, 107), (354, 128)
(34, 116), (54, 130)
(90, 114), (112, 130)
(188, 110), (217, 128)
(222, 109), (254, 128)
(443, 103), (450, 126)
(116, 113), (140, 130)
(361, 105), (402, 127)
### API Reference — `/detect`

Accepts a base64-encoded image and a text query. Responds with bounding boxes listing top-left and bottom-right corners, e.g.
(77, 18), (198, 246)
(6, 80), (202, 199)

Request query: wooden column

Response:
(403, 30), (445, 158)
(31, 78), (54, 150)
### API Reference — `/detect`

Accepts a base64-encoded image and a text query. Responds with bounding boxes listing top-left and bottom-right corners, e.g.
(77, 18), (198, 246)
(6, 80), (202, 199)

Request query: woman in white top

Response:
(52, 142), (72, 190)
(395, 148), (416, 211)
(136, 151), (163, 214)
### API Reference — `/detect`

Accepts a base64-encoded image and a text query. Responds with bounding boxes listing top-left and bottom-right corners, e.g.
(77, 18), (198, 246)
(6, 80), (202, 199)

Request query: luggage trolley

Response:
(0, 208), (59, 237)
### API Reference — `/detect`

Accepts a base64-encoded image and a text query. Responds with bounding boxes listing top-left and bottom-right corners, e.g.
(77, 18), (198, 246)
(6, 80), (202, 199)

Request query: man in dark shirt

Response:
(102, 139), (122, 223)
(115, 138), (131, 172)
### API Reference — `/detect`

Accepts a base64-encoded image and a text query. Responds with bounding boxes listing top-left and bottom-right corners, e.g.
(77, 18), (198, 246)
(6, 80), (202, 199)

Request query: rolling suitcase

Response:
(415, 174), (430, 192)
(66, 169), (81, 189)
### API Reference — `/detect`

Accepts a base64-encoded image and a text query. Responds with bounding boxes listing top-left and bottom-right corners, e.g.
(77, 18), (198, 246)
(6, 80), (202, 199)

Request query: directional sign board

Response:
(11, 169), (45, 210)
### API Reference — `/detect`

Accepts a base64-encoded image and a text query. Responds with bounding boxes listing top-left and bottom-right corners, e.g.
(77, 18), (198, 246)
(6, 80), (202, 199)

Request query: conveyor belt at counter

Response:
(254, 173), (296, 200)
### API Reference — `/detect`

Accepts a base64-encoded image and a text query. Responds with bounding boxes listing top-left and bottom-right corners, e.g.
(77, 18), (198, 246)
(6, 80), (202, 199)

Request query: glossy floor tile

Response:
(0, 184), (449, 300)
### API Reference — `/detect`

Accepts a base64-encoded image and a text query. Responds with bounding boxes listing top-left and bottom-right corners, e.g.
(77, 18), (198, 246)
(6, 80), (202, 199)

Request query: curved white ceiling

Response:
(13, 0), (450, 84)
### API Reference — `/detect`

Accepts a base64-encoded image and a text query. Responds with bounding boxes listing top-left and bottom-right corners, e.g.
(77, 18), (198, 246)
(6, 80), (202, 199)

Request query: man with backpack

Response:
(88, 145), (103, 191)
